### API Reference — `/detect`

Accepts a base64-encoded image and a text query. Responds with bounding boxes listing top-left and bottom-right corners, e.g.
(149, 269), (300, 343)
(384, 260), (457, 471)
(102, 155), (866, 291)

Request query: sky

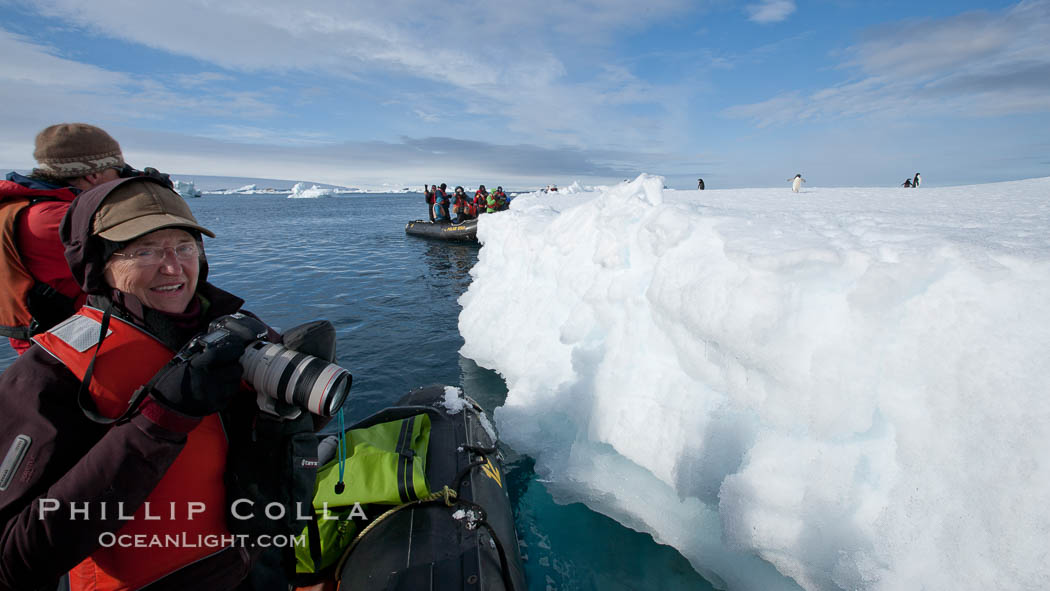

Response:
(2, 0), (1049, 190)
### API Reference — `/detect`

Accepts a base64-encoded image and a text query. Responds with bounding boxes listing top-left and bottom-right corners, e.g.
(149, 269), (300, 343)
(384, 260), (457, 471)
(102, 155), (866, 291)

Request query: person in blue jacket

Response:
(432, 183), (450, 222)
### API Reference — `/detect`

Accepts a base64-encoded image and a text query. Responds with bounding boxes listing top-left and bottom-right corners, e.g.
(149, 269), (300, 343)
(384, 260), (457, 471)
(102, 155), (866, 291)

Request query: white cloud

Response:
(11, 0), (696, 150)
(413, 109), (440, 123)
(203, 125), (336, 146)
(746, 0), (796, 24)
(725, 1), (1050, 125)
(0, 29), (127, 90)
(114, 130), (644, 189)
(172, 72), (234, 88)
(0, 27), (290, 168)
(722, 92), (807, 128)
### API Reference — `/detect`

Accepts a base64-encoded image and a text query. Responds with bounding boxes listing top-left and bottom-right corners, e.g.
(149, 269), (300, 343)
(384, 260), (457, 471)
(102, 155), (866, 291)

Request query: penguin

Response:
(697, 178), (705, 190)
(790, 173), (805, 193)
(902, 178), (912, 188)
(913, 173), (921, 188)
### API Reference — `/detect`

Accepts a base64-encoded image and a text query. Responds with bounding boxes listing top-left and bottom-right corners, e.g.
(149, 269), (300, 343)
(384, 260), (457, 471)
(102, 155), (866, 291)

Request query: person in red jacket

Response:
(473, 184), (489, 214)
(451, 186), (476, 223)
(0, 123), (169, 355)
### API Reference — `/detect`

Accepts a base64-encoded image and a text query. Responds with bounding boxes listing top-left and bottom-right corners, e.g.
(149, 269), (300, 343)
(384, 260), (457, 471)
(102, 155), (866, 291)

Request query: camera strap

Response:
(335, 407), (347, 494)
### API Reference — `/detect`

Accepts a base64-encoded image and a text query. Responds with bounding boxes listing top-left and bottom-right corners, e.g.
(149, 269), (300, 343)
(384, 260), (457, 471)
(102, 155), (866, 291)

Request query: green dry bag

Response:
(295, 413), (431, 576)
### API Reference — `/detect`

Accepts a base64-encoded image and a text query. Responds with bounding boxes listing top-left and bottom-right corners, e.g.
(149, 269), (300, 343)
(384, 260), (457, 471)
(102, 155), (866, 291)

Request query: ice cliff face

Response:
(459, 174), (1050, 591)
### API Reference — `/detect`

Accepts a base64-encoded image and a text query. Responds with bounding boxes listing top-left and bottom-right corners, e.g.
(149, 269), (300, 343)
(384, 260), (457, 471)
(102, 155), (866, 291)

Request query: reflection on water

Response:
(421, 240), (479, 285)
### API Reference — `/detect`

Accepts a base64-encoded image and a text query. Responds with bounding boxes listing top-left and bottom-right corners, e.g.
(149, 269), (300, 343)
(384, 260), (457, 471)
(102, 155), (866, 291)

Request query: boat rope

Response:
(333, 484), (519, 591)
(333, 485), (459, 577)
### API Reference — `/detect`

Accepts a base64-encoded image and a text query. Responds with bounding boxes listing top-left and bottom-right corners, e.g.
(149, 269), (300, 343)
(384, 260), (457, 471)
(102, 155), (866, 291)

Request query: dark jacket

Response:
(0, 178), (317, 590)
(0, 285), (258, 591)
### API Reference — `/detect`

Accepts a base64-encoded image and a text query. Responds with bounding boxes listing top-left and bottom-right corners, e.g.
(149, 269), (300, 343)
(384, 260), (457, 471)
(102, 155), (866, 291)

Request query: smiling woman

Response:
(90, 180), (214, 315)
(104, 229), (202, 314)
(0, 176), (323, 591)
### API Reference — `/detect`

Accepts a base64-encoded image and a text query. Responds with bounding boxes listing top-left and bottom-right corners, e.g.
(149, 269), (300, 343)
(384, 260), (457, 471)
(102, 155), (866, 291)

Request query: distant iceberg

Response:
(288, 182), (334, 199)
(172, 180), (201, 199)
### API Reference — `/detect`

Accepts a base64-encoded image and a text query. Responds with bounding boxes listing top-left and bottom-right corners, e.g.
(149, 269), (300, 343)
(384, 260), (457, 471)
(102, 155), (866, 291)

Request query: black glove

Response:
(149, 331), (251, 416)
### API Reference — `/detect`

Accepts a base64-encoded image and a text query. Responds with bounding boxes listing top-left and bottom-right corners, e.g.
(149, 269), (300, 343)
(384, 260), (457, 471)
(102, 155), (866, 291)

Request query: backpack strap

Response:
(395, 415), (420, 503)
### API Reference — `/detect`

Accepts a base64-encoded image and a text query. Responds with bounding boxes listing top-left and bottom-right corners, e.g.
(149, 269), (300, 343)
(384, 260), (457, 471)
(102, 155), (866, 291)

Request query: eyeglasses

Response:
(111, 243), (200, 266)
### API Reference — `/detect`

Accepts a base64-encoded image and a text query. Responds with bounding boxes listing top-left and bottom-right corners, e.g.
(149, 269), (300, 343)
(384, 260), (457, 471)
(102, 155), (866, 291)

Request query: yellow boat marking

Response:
(480, 457), (502, 488)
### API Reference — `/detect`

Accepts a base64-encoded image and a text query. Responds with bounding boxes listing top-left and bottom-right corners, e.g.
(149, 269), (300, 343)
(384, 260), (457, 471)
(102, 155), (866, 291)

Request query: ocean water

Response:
(0, 192), (714, 591)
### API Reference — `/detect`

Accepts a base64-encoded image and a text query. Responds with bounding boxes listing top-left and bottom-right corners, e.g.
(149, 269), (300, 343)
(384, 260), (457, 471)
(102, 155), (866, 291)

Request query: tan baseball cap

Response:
(92, 179), (215, 242)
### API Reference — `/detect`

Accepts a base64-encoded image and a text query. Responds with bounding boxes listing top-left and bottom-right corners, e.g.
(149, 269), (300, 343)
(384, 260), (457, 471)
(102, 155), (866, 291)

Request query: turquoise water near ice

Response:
(0, 192), (715, 591)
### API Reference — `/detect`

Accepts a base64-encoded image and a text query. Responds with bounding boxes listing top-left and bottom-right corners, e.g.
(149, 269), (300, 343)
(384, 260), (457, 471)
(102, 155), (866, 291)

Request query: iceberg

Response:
(459, 175), (1050, 591)
(288, 182), (335, 199)
(172, 179), (201, 199)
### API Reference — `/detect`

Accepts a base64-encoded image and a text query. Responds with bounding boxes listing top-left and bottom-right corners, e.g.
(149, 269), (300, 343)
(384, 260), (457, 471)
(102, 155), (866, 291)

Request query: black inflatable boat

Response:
(405, 219), (478, 242)
(317, 386), (526, 590)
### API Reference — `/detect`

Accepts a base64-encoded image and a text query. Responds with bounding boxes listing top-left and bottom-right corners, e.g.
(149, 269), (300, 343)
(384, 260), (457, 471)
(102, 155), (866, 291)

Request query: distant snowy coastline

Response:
(158, 173), (416, 194)
(162, 173), (571, 195)
(201, 183), (411, 195)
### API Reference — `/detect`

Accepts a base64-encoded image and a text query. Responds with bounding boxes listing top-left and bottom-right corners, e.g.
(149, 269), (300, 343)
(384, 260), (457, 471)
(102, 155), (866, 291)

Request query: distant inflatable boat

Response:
(405, 218), (478, 242)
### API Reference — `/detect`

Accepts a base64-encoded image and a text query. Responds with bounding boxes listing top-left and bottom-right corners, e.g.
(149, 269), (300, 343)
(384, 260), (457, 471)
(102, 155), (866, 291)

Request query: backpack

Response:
(294, 386), (526, 591)
(0, 185), (77, 340)
(294, 414), (432, 579)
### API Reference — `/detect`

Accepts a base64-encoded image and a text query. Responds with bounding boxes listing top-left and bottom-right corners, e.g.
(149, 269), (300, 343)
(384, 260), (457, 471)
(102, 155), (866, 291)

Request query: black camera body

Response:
(183, 313), (351, 418)
(191, 312), (268, 351)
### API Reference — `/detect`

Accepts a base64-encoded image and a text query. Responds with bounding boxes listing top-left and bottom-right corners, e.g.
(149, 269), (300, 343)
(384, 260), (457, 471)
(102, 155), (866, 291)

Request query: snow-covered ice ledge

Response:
(459, 174), (1050, 591)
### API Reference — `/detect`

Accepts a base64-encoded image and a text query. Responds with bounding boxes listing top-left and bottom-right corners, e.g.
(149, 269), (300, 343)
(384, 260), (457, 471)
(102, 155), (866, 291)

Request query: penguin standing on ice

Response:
(697, 178), (705, 190)
(790, 173), (805, 193)
(913, 172), (921, 188)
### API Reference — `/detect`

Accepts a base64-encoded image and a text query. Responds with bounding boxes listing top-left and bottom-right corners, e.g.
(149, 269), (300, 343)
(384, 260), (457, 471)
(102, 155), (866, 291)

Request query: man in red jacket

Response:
(0, 123), (160, 354)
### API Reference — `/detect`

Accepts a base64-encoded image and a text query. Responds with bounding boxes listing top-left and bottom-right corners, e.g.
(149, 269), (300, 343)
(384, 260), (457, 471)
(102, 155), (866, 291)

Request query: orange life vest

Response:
(0, 182), (76, 341)
(33, 307), (231, 591)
